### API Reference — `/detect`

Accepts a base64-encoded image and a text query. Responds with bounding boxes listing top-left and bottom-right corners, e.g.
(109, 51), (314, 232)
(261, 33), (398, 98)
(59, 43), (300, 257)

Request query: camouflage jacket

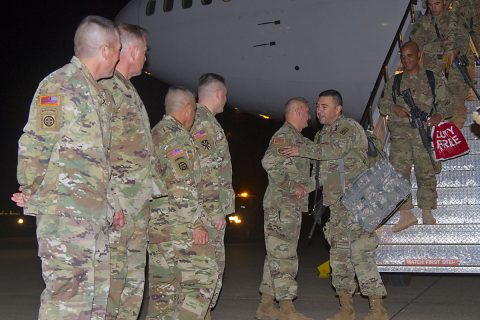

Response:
(410, 10), (468, 70)
(262, 122), (315, 212)
(379, 67), (452, 138)
(17, 56), (114, 221)
(101, 71), (160, 215)
(190, 104), (234, 220)
(151, 115), (203, 240)
(298, 117), (368, 207)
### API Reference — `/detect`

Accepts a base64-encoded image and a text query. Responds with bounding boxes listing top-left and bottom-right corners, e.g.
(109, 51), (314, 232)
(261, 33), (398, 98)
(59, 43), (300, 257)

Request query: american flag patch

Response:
(167, 148), (184, 158)
(193, 130), (207, 140)
(39, 95), (61, 107)
(273, 137), (286, 145)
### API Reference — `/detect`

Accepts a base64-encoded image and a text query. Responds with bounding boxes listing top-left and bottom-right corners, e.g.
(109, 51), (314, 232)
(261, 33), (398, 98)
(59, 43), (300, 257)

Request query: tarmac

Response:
(1, 235), (479, 320)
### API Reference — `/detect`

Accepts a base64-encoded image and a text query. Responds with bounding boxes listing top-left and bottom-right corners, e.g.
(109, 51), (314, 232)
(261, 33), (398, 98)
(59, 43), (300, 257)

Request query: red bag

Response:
(432, 122), (469, 161)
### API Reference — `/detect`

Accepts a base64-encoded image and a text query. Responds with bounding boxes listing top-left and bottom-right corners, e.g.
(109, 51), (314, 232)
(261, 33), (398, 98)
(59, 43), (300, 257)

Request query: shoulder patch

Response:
(192, 130), (208, 140)
(167, 147), (185, 159)
(273, 136), (286, 145)
(38, 95), (61, 107)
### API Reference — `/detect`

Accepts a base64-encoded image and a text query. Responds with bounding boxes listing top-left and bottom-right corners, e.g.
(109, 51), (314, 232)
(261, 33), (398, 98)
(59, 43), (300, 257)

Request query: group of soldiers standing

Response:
(10, 0), (480, 320)
(12, 15), (233, 320)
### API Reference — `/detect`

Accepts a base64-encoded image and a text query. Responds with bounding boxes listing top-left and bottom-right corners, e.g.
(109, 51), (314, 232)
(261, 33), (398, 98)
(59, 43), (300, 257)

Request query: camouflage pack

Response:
(340, 157), (411, 233)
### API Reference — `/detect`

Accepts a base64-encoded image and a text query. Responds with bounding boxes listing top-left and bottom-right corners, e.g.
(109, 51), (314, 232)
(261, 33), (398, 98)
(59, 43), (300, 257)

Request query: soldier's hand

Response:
(427, 113), (442, 127)
(11, 186), (30, 208)
(279, 145), (299, 157)
(193, 227), (209, 245)
(295, 184), (307, 199)
(112, 210), (126, 229)
(391, 105), (410, 118)
(213, 217), (226, 230)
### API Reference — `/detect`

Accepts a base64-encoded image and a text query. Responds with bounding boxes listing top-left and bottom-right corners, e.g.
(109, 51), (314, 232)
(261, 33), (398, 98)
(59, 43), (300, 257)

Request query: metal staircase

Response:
(376, 75), (480, 273)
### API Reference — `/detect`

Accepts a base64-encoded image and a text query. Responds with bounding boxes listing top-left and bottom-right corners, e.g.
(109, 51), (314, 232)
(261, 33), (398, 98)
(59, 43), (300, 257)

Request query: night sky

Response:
(2, 1), (293, 213)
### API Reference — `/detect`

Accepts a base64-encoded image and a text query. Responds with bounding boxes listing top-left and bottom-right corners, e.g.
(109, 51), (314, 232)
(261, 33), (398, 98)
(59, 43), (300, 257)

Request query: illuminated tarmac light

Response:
(259, 114), (270, 119)
(228, 215), (242, 224)
(17, 218), (24, 225)
(239, 192), (249, 198)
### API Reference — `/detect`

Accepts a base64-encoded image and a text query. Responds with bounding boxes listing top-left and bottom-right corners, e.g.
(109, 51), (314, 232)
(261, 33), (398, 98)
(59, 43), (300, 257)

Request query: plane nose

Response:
(115, 0), (141, 25)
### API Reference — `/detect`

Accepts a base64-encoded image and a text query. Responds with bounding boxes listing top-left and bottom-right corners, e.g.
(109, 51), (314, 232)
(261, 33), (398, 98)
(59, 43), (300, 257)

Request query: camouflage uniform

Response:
(17, 56), (114, 320)
(101, 71), (155, 320)
(410, 8), (469, 127)
(298, 117), (386, 297)
(190, 103), (235, 308)
(379, 68), (451, 210)
(148, 115), (218, 320)
(259, 122), (314, 301)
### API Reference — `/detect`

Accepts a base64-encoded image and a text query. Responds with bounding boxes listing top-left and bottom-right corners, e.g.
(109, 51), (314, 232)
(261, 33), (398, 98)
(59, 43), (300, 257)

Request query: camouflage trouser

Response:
(259, 206), (302, 301)
(324, 202), (386, 296)
(36, 214), (110, 320)
(389, 135), (438, 210)
(447, 68), (469, 129)
(200, 214), (225, 309)
(147, 239), (218, 320)
(106, 202), (149, 320)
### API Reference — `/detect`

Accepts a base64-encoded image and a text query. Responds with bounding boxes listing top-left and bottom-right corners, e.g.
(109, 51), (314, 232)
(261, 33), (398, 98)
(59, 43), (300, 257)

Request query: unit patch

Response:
(193, 129), (215, 155)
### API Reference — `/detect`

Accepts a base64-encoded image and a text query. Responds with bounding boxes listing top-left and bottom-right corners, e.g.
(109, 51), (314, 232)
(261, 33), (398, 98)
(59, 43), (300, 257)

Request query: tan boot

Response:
(278, 300), (312, 320)
(422, 209), (436, 225)
(392, 210), (417, 233)
(364, 296), (388, 320)
(255, 294), (279, 320)
(205, 309), (212, 320)
(326, 294), (355, 320)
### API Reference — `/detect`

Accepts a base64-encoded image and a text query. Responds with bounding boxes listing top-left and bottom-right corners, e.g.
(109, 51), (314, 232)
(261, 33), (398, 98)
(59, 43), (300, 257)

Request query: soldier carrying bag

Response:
(339, 136), (411, 233)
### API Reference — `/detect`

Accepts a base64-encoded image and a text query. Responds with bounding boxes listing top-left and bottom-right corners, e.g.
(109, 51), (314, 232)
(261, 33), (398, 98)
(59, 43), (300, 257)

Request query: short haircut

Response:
(118, 23), (147, 50)
(198, 73), (226, 98)
(401, 40), (420, 53)
(164, 86), (195, 115)
(319, 89), (343, 106)
(284, 97), (309, 115)
(74, 15), (119, 58)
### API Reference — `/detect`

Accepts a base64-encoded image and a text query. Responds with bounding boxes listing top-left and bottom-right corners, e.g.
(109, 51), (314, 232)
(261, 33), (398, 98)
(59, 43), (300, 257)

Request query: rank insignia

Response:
(339, 127), (349, 136)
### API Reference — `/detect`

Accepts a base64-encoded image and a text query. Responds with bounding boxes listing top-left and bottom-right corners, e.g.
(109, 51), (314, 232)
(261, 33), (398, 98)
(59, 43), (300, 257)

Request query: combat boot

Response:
(326, 294), (355, 320)
(278, 300), (313, 320)
(422, 209), (436, 225)
(392, 210), (417, 233)
(255, 294), (279, 320)
(363, 296), (388, 320)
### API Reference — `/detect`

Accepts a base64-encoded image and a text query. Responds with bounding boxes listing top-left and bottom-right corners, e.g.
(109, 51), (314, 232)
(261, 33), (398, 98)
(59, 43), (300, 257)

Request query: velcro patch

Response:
(39, 95), (61, 107)
(339, 127), (350, 136)
(37, 107), (61, 131)
(167, 148), (184, 159)
(273, 137), (286, 145)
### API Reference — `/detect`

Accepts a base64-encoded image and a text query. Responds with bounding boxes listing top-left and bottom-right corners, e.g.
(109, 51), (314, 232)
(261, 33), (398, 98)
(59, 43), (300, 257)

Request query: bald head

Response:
(284, 97), (310, 131)
(401, 41), (421, 73)
(74, 15), (120, 59)
(402, 41), (420, 54)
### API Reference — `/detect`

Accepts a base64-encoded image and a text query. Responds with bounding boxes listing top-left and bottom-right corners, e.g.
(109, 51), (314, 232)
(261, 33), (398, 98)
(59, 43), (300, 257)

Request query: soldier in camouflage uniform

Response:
(148, 87), (218, 320)
(379, 41), (451, 232)
(281, 90), (388, 320)
(190, 73), (235, 318)
(102, 24), (158, 320)
(255, 98), (314, 320)
(12, 16), (121, 320)
(410, 0), (469, 128)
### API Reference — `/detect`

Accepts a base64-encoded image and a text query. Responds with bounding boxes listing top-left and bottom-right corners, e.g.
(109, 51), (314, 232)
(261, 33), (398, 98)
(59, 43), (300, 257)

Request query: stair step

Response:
(412, 169), (480, 187)
(411, 186), (480, 205)
(384, 205), (480, 224)
(376, 224), (480, 244)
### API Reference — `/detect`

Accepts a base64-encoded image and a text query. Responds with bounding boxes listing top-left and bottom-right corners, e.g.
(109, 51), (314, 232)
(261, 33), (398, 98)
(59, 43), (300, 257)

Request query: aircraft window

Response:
(146, 0), (156, 16)
(182, 0), (192, 8)
(164, 0), (174, 12)
(201, 0), (212, 5)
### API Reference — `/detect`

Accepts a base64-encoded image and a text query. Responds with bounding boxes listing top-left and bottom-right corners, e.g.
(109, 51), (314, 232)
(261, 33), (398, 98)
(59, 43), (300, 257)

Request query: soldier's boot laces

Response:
(255, 294), (279, 320)
(363, 296), (388, 320)
(326, 294), (355, 320)
(278, 300), (313, 320)
(392, 210), (417, 233)
(422, 209), (436, 225)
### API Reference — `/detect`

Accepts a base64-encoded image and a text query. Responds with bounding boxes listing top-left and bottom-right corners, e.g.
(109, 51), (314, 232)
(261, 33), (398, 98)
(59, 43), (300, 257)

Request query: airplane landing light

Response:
(228, 215), (242, 224)
(17, 218), (24, 225)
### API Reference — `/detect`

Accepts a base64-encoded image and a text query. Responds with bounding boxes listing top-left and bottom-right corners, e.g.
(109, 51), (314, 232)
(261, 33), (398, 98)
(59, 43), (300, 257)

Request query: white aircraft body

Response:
(116, 0), (410, 120)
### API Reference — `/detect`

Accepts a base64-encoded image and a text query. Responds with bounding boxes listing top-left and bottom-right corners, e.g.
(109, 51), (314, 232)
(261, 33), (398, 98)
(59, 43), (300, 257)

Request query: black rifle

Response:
(308, 160), (325, 240)
(400, 88), (438, 169)
(454, 55), (480, 100)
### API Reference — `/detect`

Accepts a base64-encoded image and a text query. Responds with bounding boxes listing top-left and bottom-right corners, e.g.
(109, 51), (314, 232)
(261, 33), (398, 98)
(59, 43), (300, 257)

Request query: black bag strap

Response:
(425, 69), (437, 112)
(392, 70), (436, 112)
